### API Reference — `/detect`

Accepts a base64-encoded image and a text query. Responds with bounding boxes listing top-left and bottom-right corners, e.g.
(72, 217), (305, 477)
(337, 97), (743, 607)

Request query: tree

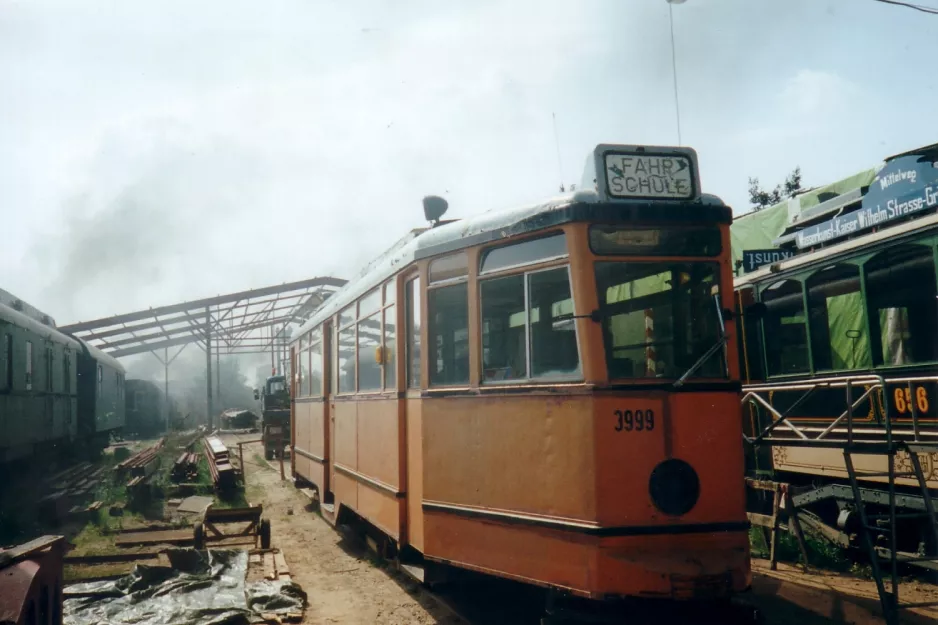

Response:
(748, 166), (803, 210)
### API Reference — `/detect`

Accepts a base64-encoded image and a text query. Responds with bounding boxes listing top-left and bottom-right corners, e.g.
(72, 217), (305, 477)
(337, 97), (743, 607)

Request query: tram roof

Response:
(293, 187), (730, 343)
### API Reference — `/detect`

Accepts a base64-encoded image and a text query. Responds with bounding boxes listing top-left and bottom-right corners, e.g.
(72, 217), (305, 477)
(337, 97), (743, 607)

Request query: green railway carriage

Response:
(733, 142), (938, 556)
(0, 293), (126, 463)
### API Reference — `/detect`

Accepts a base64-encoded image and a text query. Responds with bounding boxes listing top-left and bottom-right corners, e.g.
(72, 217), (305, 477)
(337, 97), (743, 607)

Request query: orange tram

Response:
(289, 144), (754, 621)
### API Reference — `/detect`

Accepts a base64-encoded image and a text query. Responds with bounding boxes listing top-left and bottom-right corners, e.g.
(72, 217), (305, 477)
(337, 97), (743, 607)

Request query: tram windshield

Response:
(595, 262), (725, 380)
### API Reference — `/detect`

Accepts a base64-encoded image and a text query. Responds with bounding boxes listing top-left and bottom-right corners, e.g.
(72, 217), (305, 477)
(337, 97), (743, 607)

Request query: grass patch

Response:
(749, 525), (871, 576)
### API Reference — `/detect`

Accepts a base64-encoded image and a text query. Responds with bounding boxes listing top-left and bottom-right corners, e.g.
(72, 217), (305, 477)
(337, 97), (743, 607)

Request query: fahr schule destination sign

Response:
(795, 153), (938, 249)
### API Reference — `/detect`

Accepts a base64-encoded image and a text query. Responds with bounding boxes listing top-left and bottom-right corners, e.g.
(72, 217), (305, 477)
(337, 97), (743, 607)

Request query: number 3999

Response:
(614, 409), (655, 432)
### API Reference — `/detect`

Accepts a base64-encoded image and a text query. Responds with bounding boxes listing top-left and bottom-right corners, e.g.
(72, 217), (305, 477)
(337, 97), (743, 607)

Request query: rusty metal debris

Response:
(0, 536), (65, 625)
(202, 436), (237, 490)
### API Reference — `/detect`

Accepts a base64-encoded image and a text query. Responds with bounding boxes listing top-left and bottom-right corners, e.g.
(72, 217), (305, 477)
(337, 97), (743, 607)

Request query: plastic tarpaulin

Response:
(796, 167), (877, 211)
(64, 549), (305, 625)
(730, 201), (790, 265)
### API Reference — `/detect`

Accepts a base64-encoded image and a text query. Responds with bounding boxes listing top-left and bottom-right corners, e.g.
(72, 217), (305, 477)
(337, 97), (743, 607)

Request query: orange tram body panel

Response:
(289, 144), (751, 603)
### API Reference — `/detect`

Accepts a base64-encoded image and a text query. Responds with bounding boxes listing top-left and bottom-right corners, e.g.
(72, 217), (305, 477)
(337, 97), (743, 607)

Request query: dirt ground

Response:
(234, 439), (462, 625)
(234, 435), (938, 625)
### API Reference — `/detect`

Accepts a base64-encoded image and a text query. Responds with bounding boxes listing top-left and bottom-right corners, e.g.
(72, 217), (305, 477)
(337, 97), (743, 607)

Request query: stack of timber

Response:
(171, 452), (200, 483)
(37, 463), (109, 524)
(202, 436), (237, 490)
(116, 437), (166, 478)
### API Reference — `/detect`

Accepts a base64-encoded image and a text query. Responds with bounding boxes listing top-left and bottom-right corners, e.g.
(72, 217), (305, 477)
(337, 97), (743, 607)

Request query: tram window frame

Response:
(480, 233), (567, 275)
(25, 340), (33, 391)
(863, 242), (938, 367)
(63, 350), (71, 394)
(427, 264), (470, 387)
(480, 264), (582, 384)
(760, 278), (812, 377)
(1, 333), (11, 392)
(308, 327), (323, 398)
(45, 345), (54, 392)
(805, 263), (871, 372)
(406, 277), (422, 389)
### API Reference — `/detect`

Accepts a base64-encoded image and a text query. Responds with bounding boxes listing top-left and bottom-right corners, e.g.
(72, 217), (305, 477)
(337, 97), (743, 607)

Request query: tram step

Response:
(399, 563), (425, 583)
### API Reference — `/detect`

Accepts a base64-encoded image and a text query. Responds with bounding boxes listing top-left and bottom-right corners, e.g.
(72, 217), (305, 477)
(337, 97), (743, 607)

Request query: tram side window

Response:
(337, 326), (356, 393)
(25, 340), (33, 391)
(46, 346), (54, 392)
(406, 278), (422, 388)
(480, 267), (580, 382)
(806, 264), (871, 371)
(309, 331), (323, 397)
(358, 312), (382, 391)
(761, 279), (810, 376)
(864, 244), (938, 365)
(428, 284), (469, 386)
(384, 304), (396, 389)
(2, 333), (11, 391)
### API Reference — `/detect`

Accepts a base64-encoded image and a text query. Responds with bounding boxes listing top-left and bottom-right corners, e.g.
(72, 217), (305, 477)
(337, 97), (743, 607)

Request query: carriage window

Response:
(339, 305), (355, 329)
(481, 233), (567, 274)
(359, 289), (381, 318)
(358, 313), (382, 391)
(296, 347), (306, 397)
(3, 334), (11, 391)
(97, 364), (103, 395)
(529, 268), (579, 378)
(406, 277), (422, 388)
(25, 340), (33, 390)
(480, 267), (580, 382)
(481, 274), (527, 381)
(762, 279), (810, 376)
(429, 253), (469, 283)
(46, 347), (54, 391)
(596, 262), (723, 379)
(428, 283), (469, 385)
(385, 305), (397, 388)
(337, 326), (356, 393)
(865, 244), (938, 365)
(63, 351), (71, 393)
(806, 264), (871, 371)
(309, 338), (323, 397)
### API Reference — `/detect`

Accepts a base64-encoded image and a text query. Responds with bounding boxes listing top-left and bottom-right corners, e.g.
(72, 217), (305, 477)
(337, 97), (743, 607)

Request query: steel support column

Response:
(206, 307), (213, 428)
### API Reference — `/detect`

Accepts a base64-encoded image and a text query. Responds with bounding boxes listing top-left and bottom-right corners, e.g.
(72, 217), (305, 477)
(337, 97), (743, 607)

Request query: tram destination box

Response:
(585, 144), (701, 203)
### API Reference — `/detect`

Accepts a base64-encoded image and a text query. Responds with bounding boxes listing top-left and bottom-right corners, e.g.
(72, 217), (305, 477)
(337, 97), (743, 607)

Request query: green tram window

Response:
(864, 244), (938, 366)
(761, 279), (810, 376)
(806, 264), (871, 371)
(589, 226), (722, 257)
(595, 262), (724, 379)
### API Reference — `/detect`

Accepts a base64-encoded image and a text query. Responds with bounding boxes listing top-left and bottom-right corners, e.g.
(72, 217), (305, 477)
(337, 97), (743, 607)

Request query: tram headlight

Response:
(648, 458), (700, 516)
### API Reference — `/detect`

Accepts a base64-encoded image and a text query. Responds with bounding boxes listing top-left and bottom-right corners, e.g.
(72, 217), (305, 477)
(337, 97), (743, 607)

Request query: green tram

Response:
(732, 142), (938, 558)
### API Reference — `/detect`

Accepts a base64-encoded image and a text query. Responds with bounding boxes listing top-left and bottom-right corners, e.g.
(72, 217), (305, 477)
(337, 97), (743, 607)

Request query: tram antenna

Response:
(667, 0), (684, 145)
(552, 112), (565, 192)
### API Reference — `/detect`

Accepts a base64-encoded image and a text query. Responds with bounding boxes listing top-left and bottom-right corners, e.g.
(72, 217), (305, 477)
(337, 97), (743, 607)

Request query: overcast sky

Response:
(2, 0), (936, 327)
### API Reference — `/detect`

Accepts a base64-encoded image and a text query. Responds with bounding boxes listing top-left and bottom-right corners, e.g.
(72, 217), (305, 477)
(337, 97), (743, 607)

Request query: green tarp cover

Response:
(796, 167), (877, 211)
(730, 201), (790, 265)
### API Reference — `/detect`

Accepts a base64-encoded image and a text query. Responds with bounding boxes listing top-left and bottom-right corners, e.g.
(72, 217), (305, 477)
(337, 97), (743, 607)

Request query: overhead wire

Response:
(870, 0), (938, 15)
